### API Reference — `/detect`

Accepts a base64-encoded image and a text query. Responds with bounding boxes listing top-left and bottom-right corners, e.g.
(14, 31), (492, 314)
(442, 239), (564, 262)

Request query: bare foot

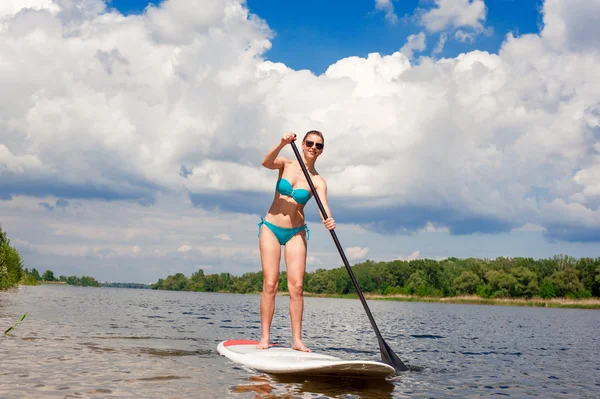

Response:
(256, 339), (270, 349)
(292, 341), (311, 352)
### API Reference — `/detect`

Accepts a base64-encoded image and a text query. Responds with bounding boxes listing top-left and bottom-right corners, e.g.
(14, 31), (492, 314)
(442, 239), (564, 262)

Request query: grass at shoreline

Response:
(290, 292), (600, 309)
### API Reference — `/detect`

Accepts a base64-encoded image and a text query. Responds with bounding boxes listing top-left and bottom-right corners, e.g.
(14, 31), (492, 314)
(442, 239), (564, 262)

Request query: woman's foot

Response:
(292, 340), (311, 352)
(256, 338), (270, 349)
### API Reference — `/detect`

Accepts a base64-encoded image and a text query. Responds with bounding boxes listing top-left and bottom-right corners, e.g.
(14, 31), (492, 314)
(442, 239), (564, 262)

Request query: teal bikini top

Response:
(276, 178), (311, 205)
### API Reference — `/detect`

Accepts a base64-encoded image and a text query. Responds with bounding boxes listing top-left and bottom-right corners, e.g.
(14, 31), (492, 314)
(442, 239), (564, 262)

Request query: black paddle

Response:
(289, 140), (409, 372)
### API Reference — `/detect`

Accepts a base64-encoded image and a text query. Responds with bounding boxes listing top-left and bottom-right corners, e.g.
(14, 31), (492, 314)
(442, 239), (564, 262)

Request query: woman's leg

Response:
(257, 223), (281, 349)
(284, 230), (310, 352)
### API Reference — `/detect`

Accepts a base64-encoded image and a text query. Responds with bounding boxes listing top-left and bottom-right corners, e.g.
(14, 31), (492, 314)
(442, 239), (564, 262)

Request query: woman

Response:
(257, 130), (336, 352)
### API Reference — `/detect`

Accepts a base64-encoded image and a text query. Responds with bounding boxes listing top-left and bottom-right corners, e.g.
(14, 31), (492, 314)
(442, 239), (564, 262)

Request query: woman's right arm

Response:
(261, 132), (296, 170)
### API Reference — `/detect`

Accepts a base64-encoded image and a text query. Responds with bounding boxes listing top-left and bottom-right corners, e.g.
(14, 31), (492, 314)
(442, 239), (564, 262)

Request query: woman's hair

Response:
(302, 130), (324, 144)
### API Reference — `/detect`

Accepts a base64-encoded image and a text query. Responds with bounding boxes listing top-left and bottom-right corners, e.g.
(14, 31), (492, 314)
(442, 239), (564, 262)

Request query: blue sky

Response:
(1, 0), (599, 283)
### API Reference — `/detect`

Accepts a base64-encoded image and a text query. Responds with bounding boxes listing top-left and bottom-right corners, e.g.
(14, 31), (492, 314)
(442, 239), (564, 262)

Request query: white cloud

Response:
(215, 233), (232, 241)
(433, 32), (447, 54)
(0, 145), (44, 173)
(418, 0), (487, 33)
(419, 222), (449, 233)
(375, 0), (398, 24)
(0, 0), (59, 17)
(400, 32), (427, 60)
(132, 245), (141, 254)
(346, 246), (369, 260)
(306, 255), (323, 266)
(541, 0), (600, 51)
(177, 244), (192, 253)
(396, 250), (420, 261)
(454, 29), (476, 43)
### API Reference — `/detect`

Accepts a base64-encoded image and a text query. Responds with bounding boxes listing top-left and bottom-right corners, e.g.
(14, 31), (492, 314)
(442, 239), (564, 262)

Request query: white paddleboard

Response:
(217, 339), (395, 378)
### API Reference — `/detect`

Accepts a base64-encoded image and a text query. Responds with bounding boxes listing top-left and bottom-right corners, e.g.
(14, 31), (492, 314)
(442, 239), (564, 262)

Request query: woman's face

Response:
(302, 134), (324, 160)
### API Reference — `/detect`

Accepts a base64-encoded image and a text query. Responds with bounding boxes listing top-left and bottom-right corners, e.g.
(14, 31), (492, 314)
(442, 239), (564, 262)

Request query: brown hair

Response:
(302, 130), (324, 144)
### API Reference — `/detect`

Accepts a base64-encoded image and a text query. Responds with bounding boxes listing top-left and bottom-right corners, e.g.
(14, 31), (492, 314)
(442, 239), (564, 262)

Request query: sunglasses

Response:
(304, 140), (324, 150)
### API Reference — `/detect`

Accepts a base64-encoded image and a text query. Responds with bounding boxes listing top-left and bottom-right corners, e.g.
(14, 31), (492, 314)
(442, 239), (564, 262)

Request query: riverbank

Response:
(291, 292), (600, 309)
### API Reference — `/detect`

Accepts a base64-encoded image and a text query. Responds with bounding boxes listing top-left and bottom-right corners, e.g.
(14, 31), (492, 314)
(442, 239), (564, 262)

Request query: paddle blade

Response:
(379, 338), (409, 372)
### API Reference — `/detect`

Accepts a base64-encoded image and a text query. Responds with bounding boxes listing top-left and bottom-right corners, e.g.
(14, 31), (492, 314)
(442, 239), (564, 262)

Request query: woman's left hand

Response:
(323, 217), (336, 230)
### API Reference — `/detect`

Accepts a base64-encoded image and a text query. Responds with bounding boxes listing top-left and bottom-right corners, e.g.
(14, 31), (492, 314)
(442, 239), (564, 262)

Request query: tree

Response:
(548, 268), (583, 297)
(0, 225), (25, 289)
(453, 271), (481, 295)
(406, 270), (428, 296)
(485, 270), (518, 298)
(42, 269), (56, 281)
(510, 267), (539, 298)
(31, 268), (42, 281)
(539, 280), (556, 298)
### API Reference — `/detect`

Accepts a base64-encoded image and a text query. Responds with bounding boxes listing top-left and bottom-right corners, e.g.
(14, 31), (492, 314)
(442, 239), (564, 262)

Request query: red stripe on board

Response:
(223, 339), (259, 347)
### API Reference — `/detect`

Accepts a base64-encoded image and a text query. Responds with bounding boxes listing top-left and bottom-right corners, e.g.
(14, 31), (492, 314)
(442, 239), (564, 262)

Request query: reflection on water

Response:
(1, 285), (599, 399)
(232, 374), (396, 399)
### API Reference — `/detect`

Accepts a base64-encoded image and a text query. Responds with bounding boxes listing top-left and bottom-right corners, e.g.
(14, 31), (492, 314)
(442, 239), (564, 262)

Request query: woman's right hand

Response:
(281, 132), (296, 145)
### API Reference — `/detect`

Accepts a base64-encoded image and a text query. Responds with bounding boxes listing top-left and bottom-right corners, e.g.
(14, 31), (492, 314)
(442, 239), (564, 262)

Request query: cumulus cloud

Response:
(0, 0), (59, 17)
(416, 0), (490, 43)
(1, 0), (600, 253)
(418, 0), (487, 32)
(396, 250), (420, 261)
(346, 246), (369, 261)
(374, 0), (398, 24)
(215, 233), (232, 241)
(400, 32), (426, 60)
(541, 0), (600, 52)
(0, 0), (273, 205)
(306, 255), (323, 266)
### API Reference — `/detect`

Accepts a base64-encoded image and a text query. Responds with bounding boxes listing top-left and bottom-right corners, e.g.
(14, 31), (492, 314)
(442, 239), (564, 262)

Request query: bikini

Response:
(258, 178), (311, 245)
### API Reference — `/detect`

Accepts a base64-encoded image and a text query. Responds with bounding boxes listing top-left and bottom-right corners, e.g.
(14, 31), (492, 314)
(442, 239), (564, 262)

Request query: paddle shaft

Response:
(289, 140), (408, 372)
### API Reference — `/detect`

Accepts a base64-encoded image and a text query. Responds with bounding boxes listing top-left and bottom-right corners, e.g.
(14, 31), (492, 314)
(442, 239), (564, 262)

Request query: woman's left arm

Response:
(315, 179), (336, 230)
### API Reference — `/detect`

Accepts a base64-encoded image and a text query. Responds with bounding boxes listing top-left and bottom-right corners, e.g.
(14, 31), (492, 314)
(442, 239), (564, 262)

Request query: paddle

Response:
(289, 140), (409, 372)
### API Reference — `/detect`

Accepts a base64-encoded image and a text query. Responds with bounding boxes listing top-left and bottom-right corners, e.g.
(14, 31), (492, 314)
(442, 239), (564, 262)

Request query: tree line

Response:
(34, 268), (101, 287)
(0, 224), (37, 289)
(152, 255), (600, 299)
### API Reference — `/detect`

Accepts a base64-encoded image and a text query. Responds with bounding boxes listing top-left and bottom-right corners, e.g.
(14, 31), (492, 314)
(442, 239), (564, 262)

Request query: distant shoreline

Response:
(292, 292), (600, 309)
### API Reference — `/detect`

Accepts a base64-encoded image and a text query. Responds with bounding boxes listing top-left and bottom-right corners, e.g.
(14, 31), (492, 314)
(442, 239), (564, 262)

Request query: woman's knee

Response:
(263, 279), (279, 296)
(287, 280), (304, 298)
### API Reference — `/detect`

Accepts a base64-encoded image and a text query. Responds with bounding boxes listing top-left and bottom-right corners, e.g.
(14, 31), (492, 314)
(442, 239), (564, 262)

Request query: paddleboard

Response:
(217, 339), (395, 378)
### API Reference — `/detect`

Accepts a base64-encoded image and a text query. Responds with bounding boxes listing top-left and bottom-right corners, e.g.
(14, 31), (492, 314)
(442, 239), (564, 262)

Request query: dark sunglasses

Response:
(304, 140), (324, 150)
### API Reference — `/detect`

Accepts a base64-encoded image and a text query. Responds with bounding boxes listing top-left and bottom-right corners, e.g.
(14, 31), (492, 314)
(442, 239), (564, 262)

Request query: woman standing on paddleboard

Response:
(257, 130), (336, 352)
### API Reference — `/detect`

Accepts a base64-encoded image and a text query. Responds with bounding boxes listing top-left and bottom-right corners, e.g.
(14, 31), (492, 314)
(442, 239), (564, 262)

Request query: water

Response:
(1, 285), (599, 398)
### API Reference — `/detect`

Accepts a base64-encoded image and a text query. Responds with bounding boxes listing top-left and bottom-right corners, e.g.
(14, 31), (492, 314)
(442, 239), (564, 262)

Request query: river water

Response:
(1, 285), (598, 398)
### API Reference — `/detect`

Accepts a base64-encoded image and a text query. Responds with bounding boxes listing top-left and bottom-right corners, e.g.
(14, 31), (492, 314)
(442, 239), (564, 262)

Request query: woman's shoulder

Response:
(310, 171), (326, 186)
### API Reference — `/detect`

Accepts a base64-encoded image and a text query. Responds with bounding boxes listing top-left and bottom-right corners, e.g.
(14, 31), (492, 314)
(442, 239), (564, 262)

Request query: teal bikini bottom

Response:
(258, 217), (310, 246)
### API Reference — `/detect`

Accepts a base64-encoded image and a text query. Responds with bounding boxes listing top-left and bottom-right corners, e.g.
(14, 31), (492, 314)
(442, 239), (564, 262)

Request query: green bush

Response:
(539, 280), (556, 298)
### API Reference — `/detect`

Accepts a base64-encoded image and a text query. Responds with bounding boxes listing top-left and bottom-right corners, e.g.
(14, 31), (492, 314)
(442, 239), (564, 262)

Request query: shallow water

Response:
(1, 285), (599, 398)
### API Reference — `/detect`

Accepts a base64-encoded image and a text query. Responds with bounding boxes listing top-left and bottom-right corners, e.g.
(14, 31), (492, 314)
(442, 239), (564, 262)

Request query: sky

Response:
(1, 0), (599, 284)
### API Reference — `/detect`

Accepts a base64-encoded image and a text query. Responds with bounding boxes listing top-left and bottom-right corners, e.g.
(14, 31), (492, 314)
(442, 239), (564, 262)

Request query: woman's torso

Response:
(265, 160), (317, 228)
